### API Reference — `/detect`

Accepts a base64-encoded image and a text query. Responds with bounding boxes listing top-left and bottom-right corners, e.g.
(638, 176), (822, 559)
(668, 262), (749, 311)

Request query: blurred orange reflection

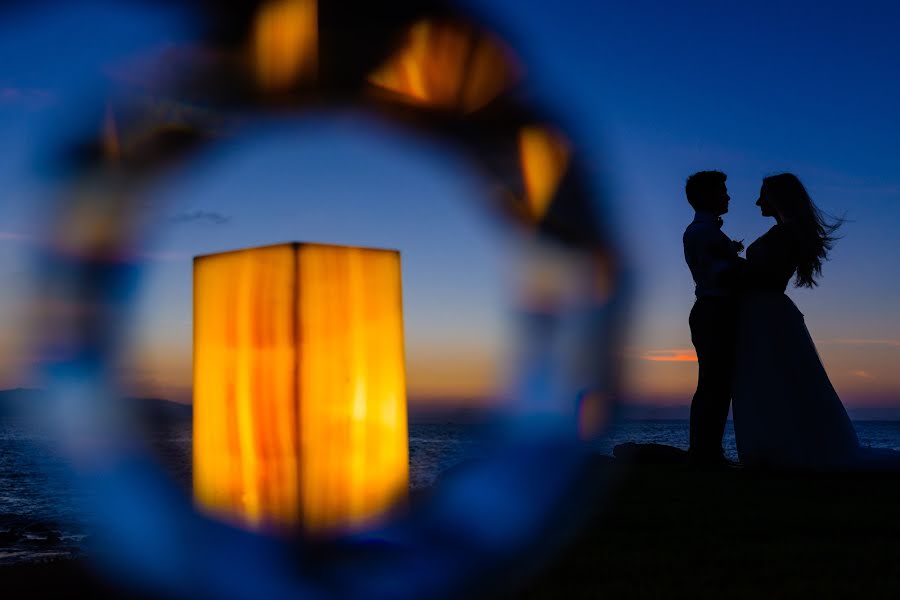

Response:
(577, 390), (608, 441)
(368, 19), (517, 112)
(518, 126), (571, 221)
(253, 0), (318, 90)
(193, 243), (408, 535)
(102, 104), (121, 160)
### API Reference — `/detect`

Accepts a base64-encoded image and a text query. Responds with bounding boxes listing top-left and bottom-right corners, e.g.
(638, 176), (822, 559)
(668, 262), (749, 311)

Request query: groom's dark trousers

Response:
(689, 296), (738, 460)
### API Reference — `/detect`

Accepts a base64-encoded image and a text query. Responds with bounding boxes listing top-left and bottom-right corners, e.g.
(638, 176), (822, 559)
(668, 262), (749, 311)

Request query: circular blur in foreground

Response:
(21, 1), (626, 598)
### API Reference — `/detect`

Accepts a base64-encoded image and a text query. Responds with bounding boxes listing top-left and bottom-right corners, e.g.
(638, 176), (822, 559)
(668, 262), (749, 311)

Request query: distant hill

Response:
(4, 389), (895, 426)
(407, 398), (505, 425)
(616, 403), (692, 420)
(128, 396), (193, 425)
(616, 402), (900, 422)
(0, 388), (49, 419)
(0, 388), (192, 425)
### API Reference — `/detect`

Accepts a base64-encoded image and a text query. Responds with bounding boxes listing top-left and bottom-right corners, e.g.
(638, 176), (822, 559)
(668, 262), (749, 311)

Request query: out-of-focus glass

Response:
(519, 126), (571, 222)
(253, 0), (318, 89)
(368, 18), (519, 113)
(12, 1), (625, 598)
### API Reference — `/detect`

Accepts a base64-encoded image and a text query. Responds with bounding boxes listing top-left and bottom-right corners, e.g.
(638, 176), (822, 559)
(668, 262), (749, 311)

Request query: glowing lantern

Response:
(193, 243), (408, 535)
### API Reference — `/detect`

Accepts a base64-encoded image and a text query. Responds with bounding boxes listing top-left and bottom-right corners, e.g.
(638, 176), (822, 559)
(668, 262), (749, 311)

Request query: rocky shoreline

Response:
(4, 444), (900, 597)
(0, 516), (83, 565)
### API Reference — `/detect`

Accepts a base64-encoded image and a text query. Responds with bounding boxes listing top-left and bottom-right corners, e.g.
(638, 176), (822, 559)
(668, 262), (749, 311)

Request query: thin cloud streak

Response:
(137, 250), (191, 262)
(2, 231), (188, 263)
(850, 370), (875, 380)
(640, 348), (698, 362)
(0, 231), (33, 242)
(829, 339), (900, 348)
(167, 210), (232, 226)
(0, 87), (55, 109)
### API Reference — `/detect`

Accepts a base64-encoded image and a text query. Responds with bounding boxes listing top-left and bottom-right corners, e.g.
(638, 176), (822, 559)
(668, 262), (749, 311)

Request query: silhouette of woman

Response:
(732, 173), (860, 469)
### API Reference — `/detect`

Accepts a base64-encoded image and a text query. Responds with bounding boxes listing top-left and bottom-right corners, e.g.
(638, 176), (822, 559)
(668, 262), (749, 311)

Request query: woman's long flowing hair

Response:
(763, 173), (844, 288)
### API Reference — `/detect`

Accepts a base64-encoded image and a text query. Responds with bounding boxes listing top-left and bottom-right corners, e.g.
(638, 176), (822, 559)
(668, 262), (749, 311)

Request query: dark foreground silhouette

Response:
(4, 445), (900, 598)
(683, 171), (866, 470)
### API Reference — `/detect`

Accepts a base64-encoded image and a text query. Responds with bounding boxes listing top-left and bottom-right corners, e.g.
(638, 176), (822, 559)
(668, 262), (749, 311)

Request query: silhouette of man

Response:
(683, 171), (744, 465)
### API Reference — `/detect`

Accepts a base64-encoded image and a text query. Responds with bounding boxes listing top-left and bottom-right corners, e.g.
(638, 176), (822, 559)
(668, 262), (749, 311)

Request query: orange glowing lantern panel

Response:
(193, 243), (409, 534)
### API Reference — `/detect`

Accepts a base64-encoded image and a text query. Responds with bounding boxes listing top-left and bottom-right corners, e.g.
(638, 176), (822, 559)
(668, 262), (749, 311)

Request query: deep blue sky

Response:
(1, 1), (899, 406)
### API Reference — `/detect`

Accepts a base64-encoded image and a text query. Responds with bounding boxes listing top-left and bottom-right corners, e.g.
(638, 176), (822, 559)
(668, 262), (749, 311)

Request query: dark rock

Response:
(40, 533), (62, 546)
(612, 442), (689, 465)
(582, 452), (617, 471)
(23, 522), (55, 534)
(0, 529), (21, 543)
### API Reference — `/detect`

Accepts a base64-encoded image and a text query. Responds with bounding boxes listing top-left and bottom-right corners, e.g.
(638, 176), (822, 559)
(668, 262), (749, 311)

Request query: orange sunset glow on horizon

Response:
(98, 334), (900, 415)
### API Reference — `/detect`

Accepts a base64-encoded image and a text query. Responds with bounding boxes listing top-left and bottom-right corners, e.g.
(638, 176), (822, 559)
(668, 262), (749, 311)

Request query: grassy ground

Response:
(4, 457), (900, 598)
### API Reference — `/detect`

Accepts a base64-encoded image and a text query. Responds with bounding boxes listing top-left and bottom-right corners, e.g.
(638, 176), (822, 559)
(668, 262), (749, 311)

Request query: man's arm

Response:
(708, 230), (745, 290)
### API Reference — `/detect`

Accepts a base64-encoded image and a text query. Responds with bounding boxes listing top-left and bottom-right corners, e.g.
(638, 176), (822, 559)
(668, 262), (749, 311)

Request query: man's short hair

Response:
(685, 171), (726, 211)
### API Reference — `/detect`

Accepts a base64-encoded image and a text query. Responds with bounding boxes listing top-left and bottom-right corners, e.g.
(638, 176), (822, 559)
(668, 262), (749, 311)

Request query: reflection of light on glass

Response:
(368, 20), (517, 112)
(517, 243), (583, 314)
(253, 0), (318, 90)
(592, 251), (616, 303)
(23, 3), (622, 595)
(577, 390), (608, 440)
(519, 126), (571, 222)
(53, 193), (127, 259)
(103, 104), (121, 160)
(193, 243), (408, 535)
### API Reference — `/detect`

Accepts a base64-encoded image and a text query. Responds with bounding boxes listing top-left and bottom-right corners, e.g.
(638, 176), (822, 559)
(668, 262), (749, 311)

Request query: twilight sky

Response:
(1, 1), (898, 408)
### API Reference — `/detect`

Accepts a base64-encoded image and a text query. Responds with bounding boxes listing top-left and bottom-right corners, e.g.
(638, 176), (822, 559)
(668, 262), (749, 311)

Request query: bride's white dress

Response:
(732, 224), (860, 469)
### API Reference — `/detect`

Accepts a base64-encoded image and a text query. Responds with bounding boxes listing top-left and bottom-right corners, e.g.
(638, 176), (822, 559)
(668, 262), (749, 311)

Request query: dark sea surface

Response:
(3, 419), (900, 564)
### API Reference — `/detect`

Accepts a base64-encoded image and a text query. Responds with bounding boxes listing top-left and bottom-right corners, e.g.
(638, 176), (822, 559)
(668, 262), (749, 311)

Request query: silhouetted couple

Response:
(684, 171), (859, 469)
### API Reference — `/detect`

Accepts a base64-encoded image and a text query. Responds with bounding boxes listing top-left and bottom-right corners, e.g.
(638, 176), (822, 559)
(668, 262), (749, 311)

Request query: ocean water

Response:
(2, 419), (900, 564)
